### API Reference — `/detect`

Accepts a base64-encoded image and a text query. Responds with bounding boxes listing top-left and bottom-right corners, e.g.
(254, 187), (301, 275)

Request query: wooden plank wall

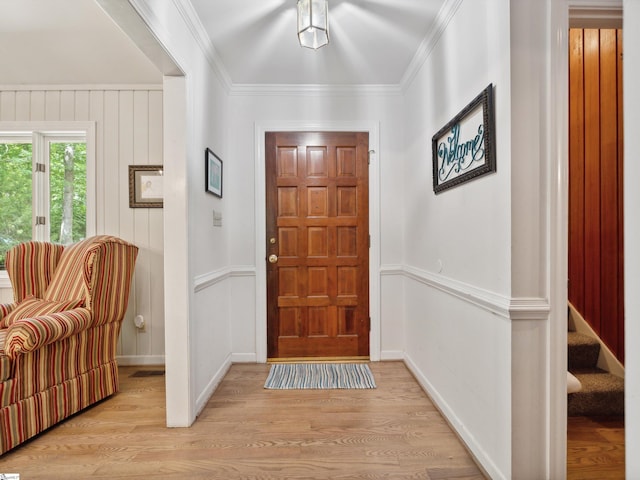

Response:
(0, 87), (165, 364)
(569, 29), (624, 362)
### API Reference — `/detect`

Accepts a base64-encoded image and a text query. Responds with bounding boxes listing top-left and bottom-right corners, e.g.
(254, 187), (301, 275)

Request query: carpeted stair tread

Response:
(567, 371), (624, 416)
(567, 331), (600, 370)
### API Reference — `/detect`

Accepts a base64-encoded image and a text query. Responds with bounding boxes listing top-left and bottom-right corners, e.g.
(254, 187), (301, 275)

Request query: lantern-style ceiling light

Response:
(297, 0), (329, 50)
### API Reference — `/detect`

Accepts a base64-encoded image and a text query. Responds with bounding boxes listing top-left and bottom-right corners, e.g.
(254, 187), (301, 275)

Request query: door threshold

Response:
(267, 356), (370, 364)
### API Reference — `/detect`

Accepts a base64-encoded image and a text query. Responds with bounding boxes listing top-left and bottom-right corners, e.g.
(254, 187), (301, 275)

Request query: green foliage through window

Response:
(0, 143), (33, 269)
(49, 143), (87, 245)
(0, 140), (87, 269)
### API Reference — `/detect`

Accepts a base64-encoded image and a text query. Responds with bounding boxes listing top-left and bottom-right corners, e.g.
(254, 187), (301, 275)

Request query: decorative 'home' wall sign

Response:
(432, 84), (496, 194)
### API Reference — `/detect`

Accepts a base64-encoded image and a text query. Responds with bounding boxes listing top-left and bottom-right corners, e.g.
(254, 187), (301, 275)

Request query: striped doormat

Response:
(264, 363), (376, 390)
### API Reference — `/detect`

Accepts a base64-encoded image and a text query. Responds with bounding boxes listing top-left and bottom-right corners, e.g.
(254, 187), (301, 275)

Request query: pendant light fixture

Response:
(297, 0), (329, 49)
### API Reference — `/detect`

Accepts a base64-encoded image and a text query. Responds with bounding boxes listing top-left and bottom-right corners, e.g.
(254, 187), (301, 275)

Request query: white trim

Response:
(569, 303), (624, 378)
(96, 0), (182, 77)
(195, 353), (232, 416)
(170, 0), (233, 93)
(0, 84), (162, 91)
(380, 350), (405, 361)
(229, 84), (403, 97)
(138, 0), (464, 98)
(0, 120), (97, 243)
(231, 353), (258, 363)
(380, 265), (406, 277)
(0, 274), (11, 289)
(549, 2), (570, 479)
(254, 121), (381, 363)
(400, 0), (464, 92)
(404, 354), (504, 480)
(402, 265), (550, 321)
(117, 355), (166, 366)
(193, 265), (256, 293)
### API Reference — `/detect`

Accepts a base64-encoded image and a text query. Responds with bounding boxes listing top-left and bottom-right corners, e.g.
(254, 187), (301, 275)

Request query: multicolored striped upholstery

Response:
(5, 241), (65, 303)
(0, 235), (138, 455)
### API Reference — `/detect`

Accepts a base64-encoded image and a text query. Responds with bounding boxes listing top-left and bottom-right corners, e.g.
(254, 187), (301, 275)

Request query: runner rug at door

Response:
(264, 363), (377, 390)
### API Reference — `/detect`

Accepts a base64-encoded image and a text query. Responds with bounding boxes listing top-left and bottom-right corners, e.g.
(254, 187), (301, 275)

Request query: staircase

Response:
(567, 308), (624, 417)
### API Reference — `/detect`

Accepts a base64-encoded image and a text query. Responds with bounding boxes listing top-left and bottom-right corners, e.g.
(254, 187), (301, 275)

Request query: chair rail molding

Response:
(402, 265), (549, 321)
(193, 265), (256, 293)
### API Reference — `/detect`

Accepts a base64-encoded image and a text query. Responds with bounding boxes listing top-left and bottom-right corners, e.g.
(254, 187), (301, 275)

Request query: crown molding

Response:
(132, 0), (466, 97)
(399, 0), (464, 93)
(172, 0), (233, 93)
(228, 83), (403, 97)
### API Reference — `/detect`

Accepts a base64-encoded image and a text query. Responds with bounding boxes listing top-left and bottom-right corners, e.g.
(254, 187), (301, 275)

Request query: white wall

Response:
(401, 0), (565, 477)
(624, 1), (640, 477)
(402, 1), (512, 476)
(131, 0), (232, 426)
(226, 92), (406, 361)
(0, 86), (165, 365)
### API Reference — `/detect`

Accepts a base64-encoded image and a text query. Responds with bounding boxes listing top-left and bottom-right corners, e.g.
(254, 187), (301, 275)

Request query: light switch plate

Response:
(213, 209), (222, 227)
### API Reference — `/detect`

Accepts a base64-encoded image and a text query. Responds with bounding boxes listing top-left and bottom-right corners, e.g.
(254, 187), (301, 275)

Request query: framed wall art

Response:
(432, 84), (496, 194)
(128, 165), (164, 208)
(205, 148), (223, 198)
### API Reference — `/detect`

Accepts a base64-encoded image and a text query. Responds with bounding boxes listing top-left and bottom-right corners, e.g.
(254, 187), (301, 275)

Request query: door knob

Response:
(268, 254), (278, 264)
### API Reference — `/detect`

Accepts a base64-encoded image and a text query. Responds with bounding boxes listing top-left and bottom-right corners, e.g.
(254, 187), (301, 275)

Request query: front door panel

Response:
(266, 131), (369, 359)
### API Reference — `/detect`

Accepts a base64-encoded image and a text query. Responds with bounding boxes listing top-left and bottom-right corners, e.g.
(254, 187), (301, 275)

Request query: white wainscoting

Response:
(387, 264), (549, 480)
(0, 86), (165, 364)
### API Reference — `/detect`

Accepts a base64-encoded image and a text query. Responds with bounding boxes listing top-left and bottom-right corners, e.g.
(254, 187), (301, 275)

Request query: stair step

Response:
(567, 370), (624, 417)
(567, 331), (600, 369)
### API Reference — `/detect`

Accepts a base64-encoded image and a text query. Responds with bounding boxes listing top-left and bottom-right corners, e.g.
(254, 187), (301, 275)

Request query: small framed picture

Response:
(205, 148), (223, 198)
(128, 165), (164, 208)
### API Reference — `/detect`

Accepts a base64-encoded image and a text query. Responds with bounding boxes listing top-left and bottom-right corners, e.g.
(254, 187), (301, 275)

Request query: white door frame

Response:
(551, 1), (623, 478)
(254, 121), (381, 363)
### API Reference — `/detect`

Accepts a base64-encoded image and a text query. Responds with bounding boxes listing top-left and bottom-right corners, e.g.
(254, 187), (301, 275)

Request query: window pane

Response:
(0, 143), (33, 269)
(49, 142), (86, 245)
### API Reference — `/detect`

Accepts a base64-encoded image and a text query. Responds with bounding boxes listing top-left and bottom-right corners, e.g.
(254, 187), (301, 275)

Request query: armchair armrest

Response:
(4, 308), (92, 358)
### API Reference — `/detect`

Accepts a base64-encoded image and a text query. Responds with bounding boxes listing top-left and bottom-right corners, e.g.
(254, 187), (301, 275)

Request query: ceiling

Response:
(0, 0), (450, 87)
(0, 0), (162, 85)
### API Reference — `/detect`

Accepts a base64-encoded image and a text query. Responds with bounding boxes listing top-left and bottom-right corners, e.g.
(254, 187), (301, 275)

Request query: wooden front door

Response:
(266, 131), (369, 360)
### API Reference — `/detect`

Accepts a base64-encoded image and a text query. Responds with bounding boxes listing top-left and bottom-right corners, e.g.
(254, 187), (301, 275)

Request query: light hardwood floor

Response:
(0, 362), (486, 479)
(567, 416), (625, 479)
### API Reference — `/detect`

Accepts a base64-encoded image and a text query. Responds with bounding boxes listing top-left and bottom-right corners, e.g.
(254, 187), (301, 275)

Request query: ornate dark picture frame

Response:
(128, 165), (164, 208)
(205, 148), (223, 198)
(432, 84), (496, 194)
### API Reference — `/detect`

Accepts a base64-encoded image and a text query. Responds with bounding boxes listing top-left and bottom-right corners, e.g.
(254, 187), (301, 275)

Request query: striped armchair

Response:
(0, 235), (138, 454)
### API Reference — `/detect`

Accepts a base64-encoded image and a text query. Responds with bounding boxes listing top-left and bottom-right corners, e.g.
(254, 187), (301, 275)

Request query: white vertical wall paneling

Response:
(60, 90), (76, 120)
(132, 91), (151, 356)
(0, 87), (164, 364)
(90, 91), (106, 234)
(0, 92), (15, 118)
(45, 91), (60, 121)
(15, 91), (30, 120)
(148, 90), (165, 358)
(30, 91), (45, 120)
(103, 91), (120, 234)
(118, 91), (137, 357)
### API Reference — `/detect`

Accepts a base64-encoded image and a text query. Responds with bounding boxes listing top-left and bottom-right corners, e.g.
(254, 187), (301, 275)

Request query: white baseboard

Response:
(380, 350), (405, 361)
(231, 352), (257, 363)
(568, 302), (625, 378)
(117, 355), (165, 366)
(195, 354), (232, 417)
(403, 354), (503, 480)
